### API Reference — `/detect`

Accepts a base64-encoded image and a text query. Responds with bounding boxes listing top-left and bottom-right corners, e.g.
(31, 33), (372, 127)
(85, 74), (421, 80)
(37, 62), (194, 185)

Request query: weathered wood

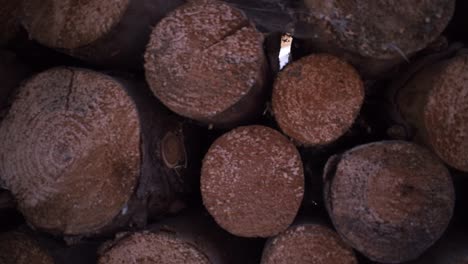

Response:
(396, 52), (468, 172)
(201, 125), (304, 237)
(0, 67), (201, 236)
(262, 222), (357, 264)
(272, 54), (364, 146)
(324, 141), (455, 263)
(21, 0), (184, 69)
(144, 0), (269, 128)
(98, 211), (263, 264)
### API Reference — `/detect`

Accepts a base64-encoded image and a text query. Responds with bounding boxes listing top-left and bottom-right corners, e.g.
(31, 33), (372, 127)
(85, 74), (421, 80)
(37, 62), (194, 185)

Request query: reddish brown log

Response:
(144, 0), (268, 128)
(261, 222), (357, 264)
(272, 54), (364, 146)
(397, 53), (468, 172)
(0, 67), (200, 236)
(98, 212), (262, 264)
(201, 125), (304, 237)
(21, 0), (184, 69)
(324, 141), (455, 263)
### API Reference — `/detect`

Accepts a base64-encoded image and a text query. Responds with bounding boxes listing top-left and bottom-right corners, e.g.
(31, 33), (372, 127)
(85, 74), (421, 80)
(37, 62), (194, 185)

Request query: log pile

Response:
(0, 0), (467, 263)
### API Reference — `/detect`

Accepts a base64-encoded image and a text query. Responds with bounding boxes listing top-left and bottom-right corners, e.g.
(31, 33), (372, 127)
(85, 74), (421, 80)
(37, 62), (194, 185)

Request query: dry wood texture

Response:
(324, 141), (455, 263)
(99, 212), (262, 264)
(0, 67), (199, 236)
(21, 0), (184, 68)
(397, 53), (468, 172)
(272, 54), (364, 146)
(145, 0), (268, 127)
(261, 223), (357, 264)
(201, 125), (304, 237)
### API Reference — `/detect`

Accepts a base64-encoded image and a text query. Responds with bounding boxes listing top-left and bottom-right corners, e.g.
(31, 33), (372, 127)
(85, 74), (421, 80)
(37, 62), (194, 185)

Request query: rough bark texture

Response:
(201, 125), (304, 238)
(396, 52), (468, 172)
(323, 141), (455, 263)
(0, 67), (200, 237)
(98, 211), (263, 264)
(21, 0), (185, 69)
(261, 222), (357, 264)
(272, 54), (364, 146)
(145, 0), (269, 128)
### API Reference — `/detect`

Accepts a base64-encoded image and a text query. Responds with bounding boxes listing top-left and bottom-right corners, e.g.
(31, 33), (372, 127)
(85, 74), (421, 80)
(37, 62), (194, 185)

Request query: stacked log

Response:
(0, 0), (466, 263)
(324, 141), (455, 263)
(21, 0), (185, 68)
(261, 222), (357, 264)
(0, 67), (199, 236)
(144, 0), (268, 128)
(396, 53), (468, 172)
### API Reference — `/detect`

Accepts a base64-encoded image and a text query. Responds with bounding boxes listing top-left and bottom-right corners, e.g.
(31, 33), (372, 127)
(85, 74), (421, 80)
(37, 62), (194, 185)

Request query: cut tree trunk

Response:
(144, 0), (269, 128)
(21, 0), (184, 69)
(201, 125), (304, 238)
(0, 67), (201, 237)
(261, 222), (357, 264)
(225, 0), (455, 78)
(0, 0), (22, 47)
(272, 54), (364, 146)
(290, 37), (404, 79)
(323, 141), (455, 263)
(98, 211), (263, 264)
(396, 52), (468, 172)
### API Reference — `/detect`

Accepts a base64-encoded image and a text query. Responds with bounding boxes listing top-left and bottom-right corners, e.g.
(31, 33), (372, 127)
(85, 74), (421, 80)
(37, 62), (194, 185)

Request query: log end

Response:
(21, 0), (130, 49)
(326, 141), (454, 263)
(145, 0), (267, 126)
(98, 231), (211, 264)
(272, 54), (364, 146)
(0, 67), (141, 235)
(424, 54), (468, 172)
(261, 224), (358, 264)
(201, 125), (304, 238)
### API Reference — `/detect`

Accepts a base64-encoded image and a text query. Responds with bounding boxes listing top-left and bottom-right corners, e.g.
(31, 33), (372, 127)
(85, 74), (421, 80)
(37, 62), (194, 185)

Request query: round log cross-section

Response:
(397, 54), (468, 172)
(0, 67), (199, 236)
(201, 125), (304, 237)
(99, 232), (211, 264)
(272, 54), (364, 146)
(145, 0), (268, 127)
(261, 223), (357, 264)
(296, 0), (455, 60)
(21, 0), (184, 68)
(0, 67), (141, 235)
(324, 141), (455, 263)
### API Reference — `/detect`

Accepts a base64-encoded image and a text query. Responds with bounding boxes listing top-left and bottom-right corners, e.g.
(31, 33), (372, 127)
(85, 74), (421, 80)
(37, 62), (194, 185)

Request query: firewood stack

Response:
(0, 0), (467, 263)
